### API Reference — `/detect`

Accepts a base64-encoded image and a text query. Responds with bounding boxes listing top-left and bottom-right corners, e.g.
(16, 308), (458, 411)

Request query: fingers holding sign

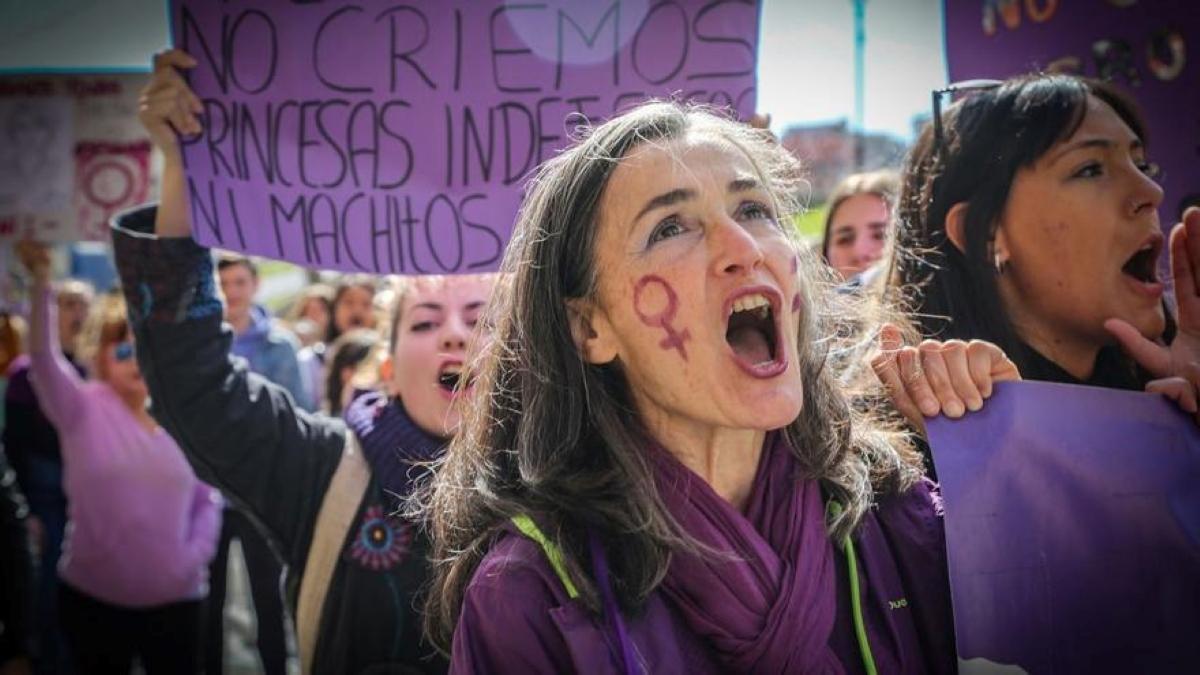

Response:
(139, 49), (202, 155)
(1146, 376), (1199, 417)
(1144, 362), (1200, 426)
(140, 49), (202, 239)
(871, 323), (1021, 434)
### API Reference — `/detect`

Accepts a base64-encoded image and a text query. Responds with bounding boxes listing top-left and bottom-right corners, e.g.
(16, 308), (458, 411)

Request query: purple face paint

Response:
(791, 293), (802, 313)
(791, 254), (799, 275)
(633, 275), (692, 360)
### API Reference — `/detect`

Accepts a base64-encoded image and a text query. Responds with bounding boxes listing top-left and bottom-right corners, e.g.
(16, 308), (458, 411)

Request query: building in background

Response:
(779, 121), (908, 203)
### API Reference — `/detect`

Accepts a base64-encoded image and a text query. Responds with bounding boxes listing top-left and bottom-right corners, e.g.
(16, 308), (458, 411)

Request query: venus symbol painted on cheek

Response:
(792, 293), (802, 313)
(633, 275), (692, 360)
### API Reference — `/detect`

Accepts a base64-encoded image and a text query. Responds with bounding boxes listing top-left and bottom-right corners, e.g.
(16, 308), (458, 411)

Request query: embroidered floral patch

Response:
(346, 505), (413, 571)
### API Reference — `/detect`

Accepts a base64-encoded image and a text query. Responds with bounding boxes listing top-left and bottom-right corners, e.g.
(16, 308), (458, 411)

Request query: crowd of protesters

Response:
(0, 44), (1196, 675)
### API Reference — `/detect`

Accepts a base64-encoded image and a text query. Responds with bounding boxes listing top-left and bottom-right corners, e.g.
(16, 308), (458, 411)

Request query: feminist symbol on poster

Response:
(0, 75), (156, 243)
(171, 0), (761, 275)
(75, 141), (152, 240)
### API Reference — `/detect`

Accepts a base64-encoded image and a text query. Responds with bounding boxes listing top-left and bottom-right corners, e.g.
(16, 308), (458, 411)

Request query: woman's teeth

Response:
(730, 293), (771, 316)
(438, 365), (463, 391)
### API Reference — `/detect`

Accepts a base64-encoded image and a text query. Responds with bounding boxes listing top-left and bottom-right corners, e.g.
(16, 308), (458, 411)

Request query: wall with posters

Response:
(0, 74), (159, 243)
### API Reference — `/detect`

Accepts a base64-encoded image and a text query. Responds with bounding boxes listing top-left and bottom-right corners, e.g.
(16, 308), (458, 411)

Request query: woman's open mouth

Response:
(436, 361), (471, 398)
(724, 288), (787, 378)
(1121, 234), (1165, 297)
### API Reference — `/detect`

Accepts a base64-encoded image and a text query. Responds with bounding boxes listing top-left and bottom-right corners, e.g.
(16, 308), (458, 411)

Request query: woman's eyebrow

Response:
(635, 188), (695, 222)
(633, 178), (765, 222)
(728, 177), (761, 193)
(1049, 137), (1117, 163)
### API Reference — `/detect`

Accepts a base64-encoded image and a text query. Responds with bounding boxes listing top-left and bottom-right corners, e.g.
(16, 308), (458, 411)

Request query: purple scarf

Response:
(654, 432), (844, 673)
(344, 391), (445, 501)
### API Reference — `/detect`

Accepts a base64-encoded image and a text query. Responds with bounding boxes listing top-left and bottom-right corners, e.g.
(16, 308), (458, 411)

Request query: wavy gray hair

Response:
(421, 101), (921, 652)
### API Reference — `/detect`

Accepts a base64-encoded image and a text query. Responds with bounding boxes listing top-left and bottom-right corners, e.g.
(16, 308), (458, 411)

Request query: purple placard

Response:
(943, 0), (1198, 223)
(927, 381), (1200, 674)
(168, 0), (760, 274)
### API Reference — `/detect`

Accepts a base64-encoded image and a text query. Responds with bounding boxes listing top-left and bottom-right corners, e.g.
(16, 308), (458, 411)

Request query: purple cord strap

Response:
(589, 530), (640, 675)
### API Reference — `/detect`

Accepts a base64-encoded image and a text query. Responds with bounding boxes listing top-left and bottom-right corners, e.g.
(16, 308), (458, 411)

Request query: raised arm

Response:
(113, 205), (346, 568)
(116, 49), (350, 566)
(15, 241), (86, 432)
(139, 49), (200, 240)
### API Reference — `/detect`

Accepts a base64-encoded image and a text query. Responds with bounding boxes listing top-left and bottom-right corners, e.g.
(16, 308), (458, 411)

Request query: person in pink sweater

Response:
(16, 240), (221, 675)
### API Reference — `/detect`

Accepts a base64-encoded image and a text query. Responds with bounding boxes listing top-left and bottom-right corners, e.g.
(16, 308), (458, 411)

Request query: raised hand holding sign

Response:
(167, 0), (761, 274)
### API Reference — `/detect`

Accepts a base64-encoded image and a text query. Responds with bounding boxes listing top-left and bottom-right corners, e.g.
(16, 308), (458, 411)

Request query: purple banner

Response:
(169, 0), (760, 274)
(927, 381), (1200, 673)
(943, 0), (1198, 223)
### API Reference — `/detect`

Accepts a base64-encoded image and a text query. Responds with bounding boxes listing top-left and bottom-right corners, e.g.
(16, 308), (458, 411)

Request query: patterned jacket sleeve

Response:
(111, 204), (349, 572)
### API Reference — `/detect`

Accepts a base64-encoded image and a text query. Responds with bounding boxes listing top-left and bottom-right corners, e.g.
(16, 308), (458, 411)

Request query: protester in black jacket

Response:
(110, 48), (495, 673)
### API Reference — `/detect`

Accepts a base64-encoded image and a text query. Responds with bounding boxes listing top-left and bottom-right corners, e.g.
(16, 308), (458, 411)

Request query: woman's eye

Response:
(1136, 160), (1161, 178)
(411, 321), (436, 333)
(834, 234), (854, 247)
(1072, 162), (1103, 179)
(738, 201), (775, 222)
(648, 216), (684, 246)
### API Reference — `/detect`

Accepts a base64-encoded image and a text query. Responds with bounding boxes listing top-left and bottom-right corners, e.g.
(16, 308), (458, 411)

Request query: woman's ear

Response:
(379, 355), (396, 395)
(944, 201), (970, 254)
(566, 299), (619, 365)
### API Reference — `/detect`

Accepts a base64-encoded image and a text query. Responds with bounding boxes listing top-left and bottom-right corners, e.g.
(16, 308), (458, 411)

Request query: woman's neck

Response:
(1000, 285), (1101, 380)
(1013, 321), (1101, 381)
(642, 410), (765, 512)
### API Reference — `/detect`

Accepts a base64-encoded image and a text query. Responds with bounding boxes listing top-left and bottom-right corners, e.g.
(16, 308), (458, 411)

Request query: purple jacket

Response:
(451, 481), (956, 674)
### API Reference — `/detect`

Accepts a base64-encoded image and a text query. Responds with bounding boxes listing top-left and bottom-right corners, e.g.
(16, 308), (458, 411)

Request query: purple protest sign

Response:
(927, 381), (1200, 674)
(943, 0), (1198, 223)
(168, 0), (760, 274)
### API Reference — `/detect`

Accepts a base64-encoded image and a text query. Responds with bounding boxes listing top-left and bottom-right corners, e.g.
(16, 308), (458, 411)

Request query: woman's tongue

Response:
(728, 325), (772, 365)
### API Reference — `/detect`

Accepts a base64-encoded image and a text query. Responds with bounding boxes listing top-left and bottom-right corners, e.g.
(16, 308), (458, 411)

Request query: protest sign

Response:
(0, 75), (157, 243)
(169, 0), (761, 274)
(927, 381), (1200, 674)
(943, 0), (1198, 223)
